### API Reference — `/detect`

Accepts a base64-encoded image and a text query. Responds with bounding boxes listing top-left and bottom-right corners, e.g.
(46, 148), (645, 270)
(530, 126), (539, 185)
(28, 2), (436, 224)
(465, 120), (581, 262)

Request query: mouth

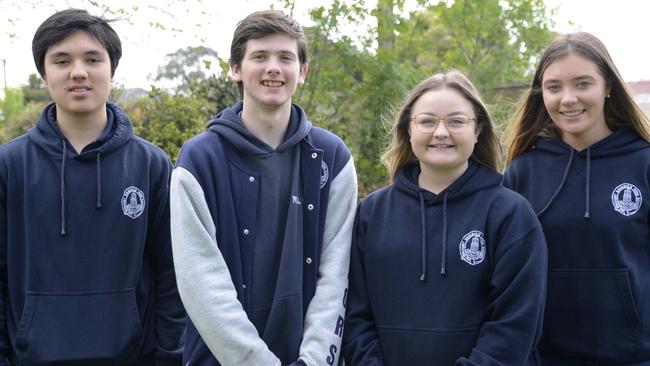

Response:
(261, 80), (284, 87)
(560, 110), (585, 118)
(428, 144), (455, 149)
(66, 86), (92, 94)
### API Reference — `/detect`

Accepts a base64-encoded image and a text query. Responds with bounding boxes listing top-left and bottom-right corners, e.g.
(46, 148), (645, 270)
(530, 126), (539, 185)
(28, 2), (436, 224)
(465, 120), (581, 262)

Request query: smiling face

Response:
(409, 88), (479, 178)
(542, 53), (611, 150)
(231, 33), (307, 113)
(43, 30), (112, 124)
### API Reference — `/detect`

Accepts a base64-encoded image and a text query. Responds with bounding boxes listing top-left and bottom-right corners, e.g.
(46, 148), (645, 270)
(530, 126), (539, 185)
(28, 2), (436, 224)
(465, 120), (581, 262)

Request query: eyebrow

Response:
(543, 75), (596, 85)
(418, 111), (472, 117)
(47, 50), (106, 58)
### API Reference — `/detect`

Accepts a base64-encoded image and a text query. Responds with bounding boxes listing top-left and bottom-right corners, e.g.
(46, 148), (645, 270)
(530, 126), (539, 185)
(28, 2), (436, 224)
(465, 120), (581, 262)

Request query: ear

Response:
(230, 63), (241, 82)
(606, 79), (612, 97)
(298, 63), (308, 84)
(474, 124), (482, 144)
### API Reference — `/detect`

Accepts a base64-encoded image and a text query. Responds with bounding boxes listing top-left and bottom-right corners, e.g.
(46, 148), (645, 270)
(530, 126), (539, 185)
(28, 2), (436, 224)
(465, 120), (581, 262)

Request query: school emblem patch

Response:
(459, 230), (486, 266)
(320, 161), (329, 189)
(611, 183), (642, 216)
(121, 186), (145, 219)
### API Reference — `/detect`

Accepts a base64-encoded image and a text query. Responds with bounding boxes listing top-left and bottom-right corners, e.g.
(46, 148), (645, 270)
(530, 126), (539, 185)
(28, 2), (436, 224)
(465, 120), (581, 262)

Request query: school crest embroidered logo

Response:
(611, 183), (642, 216)
(320, 161), (329, 189)
(121, 186), (145, 219)
(459, 230), (486, 266)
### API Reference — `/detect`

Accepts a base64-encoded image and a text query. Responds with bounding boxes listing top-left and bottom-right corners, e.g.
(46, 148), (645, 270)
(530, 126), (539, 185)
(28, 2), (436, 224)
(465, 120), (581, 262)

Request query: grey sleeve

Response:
(299, 159), (358, 366)
(170, 167), (281, 366)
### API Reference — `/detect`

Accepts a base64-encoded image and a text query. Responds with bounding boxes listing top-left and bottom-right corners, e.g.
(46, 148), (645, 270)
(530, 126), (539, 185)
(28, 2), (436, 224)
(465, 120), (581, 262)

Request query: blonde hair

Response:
(382, 71), (501, 183)
(506, 32), (650, 163)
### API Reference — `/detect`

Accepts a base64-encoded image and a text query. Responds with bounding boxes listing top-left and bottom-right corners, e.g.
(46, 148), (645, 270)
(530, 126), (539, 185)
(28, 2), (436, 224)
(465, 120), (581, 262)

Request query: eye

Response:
(447, 116), (469, 127)
(545, 84), (561, 92)
(54, 59), (69, 65)
(576, 81), (591, 89)
(87, 58), (102, 64)
(280, 54), (295, 62)
(416, 115), (437, 127)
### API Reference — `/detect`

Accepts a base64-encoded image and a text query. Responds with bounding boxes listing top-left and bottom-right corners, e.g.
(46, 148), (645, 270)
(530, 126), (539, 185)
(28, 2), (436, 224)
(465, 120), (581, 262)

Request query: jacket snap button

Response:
(249, 176), (255, 182)
(305, 257), (312, 264)
(243, 229), (250, 235)
(307, 204), (314, 210)
(311, 153), (317, 159)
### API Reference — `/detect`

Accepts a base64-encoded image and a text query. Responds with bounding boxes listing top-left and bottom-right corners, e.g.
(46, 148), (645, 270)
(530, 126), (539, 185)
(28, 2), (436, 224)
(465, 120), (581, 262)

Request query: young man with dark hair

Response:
(0, 9), (185, 365)
(171, 10), (357, 366)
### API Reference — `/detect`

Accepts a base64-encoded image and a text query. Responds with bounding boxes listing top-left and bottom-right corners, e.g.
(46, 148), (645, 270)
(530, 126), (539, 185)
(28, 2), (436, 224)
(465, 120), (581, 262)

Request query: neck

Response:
(240, 101), (292, 149)
(562, 127), (613, 151)
(56, 106), (108, 153)
(418, 161), (468, 194)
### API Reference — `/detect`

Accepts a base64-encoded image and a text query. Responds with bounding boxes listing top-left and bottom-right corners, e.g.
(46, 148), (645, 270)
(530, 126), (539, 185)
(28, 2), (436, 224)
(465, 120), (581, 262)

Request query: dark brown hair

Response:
(506, 32), (650, 163)
(32, 9), (122, 78)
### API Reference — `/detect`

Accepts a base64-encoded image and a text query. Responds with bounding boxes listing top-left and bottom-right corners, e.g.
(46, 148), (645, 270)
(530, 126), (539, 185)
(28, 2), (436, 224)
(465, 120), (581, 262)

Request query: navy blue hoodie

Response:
(0, 103), (185, 365)
(343, 161), (547, 365)
(503, 128), (650, 364)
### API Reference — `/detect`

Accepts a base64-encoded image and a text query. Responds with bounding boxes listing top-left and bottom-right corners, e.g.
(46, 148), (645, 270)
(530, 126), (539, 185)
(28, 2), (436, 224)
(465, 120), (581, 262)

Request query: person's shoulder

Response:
(0, 133), (31, 153)
(0, 133), (33, 165)
(308, 125), (349, 150)
(129, 135), (171, 163)
(358, 185), (395, 211)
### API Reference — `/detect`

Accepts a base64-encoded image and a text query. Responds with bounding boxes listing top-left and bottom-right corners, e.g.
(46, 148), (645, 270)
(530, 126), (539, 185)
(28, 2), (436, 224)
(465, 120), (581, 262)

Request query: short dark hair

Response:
(32, 8), (122, 78)
(229, 10), (308, 96)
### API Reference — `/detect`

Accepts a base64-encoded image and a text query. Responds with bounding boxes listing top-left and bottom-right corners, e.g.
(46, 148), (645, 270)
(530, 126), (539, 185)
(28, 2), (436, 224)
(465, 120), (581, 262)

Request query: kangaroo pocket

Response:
(378, 325), (478, 365)
(15, 288), (144, 366)
(543, 269), (641, 360)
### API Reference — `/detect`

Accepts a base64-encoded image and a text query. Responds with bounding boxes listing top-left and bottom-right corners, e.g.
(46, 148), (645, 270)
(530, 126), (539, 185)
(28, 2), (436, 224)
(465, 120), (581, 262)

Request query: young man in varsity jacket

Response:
(170, 9), (358, 366)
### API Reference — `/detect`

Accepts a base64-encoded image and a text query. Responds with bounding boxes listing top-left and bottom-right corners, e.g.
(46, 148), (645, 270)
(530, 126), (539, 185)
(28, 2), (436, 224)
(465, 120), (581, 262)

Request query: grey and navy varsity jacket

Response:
(0, 103), (185, 365)
(171, 102), (357, 366)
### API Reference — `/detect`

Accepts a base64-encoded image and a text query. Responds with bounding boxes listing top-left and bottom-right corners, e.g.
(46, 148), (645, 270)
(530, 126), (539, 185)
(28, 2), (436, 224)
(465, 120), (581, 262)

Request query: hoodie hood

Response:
(28, 102), (134, 159)
(207, 101), (312, 155)
(27, 102), (134, 235)
(533, 128), (650, 219)
(395, 160), (502, 280)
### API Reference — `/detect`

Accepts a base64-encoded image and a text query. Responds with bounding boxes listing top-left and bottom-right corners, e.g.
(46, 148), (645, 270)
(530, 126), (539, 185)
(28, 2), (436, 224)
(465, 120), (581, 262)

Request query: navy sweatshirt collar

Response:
(534, 128), (648, 219)
(395, 160), (501, 279)
(27, 102), (134, 235)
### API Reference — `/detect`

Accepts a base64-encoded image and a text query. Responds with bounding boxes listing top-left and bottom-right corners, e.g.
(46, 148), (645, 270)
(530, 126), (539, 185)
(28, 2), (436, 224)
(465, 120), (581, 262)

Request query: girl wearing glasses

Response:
(342, 71), (547, 365)
(504, 32), (650, 365)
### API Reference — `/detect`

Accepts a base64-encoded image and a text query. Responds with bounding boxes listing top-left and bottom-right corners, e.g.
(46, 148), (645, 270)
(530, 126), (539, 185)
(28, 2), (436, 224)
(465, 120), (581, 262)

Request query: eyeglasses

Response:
(410, 114), (476, 133)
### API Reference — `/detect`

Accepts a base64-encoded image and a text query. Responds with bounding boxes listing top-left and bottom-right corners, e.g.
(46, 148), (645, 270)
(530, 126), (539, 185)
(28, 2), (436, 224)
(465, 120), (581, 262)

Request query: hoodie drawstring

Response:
(96, 152), (103, 208)
(440, 192), (448, 276)
(418, 192), (427, 282)
(418, 191), (449, 281)
(60, 140), (67, 236)
(536, 149), (575, 218)
(584, 148), (591, 219)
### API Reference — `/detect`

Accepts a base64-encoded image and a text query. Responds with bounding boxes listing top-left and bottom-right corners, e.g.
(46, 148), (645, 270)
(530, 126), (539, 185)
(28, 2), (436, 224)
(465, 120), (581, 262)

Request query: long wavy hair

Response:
(382, 71), (502, 183)
(506, 32), (650, 163)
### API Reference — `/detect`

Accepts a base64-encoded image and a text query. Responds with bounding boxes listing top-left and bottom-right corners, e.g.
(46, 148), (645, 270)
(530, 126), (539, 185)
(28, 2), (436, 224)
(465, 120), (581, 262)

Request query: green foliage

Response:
(0, 87), (24, 124)
(155, 46), (222, 94)
(130, 87), (213, 162)
(21, 74), (51, 104)
(0, 100), (47, 143)
(294, 0), (554, 195)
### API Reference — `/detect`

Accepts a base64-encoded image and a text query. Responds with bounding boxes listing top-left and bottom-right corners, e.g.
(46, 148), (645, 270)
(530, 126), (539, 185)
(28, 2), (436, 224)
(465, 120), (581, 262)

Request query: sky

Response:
(1, 0), (650, 92)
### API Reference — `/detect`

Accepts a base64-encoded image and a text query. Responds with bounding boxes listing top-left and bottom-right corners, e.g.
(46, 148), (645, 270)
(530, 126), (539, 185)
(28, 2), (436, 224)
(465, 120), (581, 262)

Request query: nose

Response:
(560, 88), (577, 105)
(70, 60), (88, 79)
(432, 120), (450, 138)
(265, 56), (281, 75)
